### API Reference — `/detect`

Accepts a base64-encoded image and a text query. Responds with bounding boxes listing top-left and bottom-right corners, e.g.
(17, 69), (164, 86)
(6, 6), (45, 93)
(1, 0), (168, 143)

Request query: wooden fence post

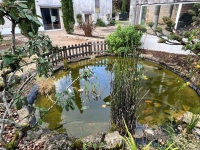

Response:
(88, 42), (92, 55)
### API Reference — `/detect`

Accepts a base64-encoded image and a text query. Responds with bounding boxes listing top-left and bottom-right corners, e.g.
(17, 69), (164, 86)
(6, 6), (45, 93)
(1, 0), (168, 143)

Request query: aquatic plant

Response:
(186, 114), (199, 133)
(110, 47), (144, 135)
(63, 59), (69, 70)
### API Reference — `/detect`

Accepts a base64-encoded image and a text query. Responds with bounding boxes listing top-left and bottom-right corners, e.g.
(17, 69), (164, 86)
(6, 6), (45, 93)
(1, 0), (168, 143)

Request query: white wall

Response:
(73, 0), (112, 25)
(99, 0), (112, 24)
(140, 34), (191, 54)
(35, 0), (62, 31)
(0, 17), (22, 35)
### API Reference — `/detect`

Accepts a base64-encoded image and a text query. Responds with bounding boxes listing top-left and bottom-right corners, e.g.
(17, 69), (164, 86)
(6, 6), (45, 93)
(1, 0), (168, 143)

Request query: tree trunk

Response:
(153, 5), (161, 30)
(168, 4), (174, 18)
(129, 0), (136, 25)
(11, 21), (16, 54)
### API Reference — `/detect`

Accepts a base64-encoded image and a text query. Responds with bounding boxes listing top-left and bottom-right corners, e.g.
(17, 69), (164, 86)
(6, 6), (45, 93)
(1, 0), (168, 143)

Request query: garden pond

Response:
(35, 56), (200, 137)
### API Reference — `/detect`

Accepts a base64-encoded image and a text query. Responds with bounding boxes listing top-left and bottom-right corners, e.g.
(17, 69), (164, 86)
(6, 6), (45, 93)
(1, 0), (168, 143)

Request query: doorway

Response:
(41, 8), (61, 30)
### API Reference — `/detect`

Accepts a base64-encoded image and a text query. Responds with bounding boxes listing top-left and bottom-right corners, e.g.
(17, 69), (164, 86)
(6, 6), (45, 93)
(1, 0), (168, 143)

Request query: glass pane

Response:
(51, 9), (61, 29)
(41, 8), (53, 30)
(95, 0), (100, 13)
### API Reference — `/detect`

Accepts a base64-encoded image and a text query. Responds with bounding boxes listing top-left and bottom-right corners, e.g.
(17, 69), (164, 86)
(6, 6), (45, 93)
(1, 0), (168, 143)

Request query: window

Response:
(40, 8), (61, 30)
(95, 0), (100, 13)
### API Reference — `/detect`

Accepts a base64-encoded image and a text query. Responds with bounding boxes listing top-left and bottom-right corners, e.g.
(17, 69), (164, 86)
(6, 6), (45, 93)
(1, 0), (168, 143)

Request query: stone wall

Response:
(145, 4), (193, 24)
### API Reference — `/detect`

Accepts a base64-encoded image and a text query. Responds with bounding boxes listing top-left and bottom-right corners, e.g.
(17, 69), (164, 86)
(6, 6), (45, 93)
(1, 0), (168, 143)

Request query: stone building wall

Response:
(145, 4), (193, 24)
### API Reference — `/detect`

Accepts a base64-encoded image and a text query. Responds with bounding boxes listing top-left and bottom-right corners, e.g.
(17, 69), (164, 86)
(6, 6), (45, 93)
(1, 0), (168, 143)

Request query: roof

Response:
(137, 0), (200, 4)
(38, 4), (61, 8)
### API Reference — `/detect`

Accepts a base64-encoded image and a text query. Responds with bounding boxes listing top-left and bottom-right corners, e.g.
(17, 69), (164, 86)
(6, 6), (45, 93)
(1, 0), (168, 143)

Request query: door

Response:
(41, 8), (61, 30)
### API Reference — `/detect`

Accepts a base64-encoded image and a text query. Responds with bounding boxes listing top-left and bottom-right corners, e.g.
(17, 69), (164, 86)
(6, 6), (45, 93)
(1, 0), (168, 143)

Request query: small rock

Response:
(0, 103), (6, 111)
(133, 128), (144, 138)
(104, 131), (122, 149)
(17, 107), (29, 126)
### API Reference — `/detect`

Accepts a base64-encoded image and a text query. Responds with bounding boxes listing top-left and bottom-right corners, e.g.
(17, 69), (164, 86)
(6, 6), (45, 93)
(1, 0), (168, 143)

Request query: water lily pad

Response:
(78, 89), (83, 92)
(81, 106), (89, 110)
(145, 116), (153, 123)
(138, 119), (146, 124)
(182, 105), (190, 111)
(105, 102), (110, 105)
(163, 109), (176, 115)
(102, 105), (106, 108)
(154, 102), (162, 108)
(142, 109), (153, 115)
(145, 100), (153, 103)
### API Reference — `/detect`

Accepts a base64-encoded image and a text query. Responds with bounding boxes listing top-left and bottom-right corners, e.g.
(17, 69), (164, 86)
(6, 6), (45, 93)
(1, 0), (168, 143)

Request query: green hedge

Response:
(61, 0), (75, 33)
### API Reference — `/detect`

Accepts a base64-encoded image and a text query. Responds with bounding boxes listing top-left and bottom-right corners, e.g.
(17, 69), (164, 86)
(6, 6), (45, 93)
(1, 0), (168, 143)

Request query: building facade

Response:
(0, 0), (112, 34)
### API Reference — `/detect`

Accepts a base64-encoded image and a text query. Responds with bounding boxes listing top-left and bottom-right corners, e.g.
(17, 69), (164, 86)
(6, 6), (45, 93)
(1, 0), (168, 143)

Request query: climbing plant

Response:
(61, 0), (75, 34)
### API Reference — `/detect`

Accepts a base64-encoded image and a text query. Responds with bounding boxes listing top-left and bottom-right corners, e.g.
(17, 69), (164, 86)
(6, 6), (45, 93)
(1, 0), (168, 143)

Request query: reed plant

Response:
(110, 46), (143, 135)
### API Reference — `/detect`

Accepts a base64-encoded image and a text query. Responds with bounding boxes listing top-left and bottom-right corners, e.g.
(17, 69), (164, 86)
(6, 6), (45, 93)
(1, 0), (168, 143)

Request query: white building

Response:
(0, 0), (112, 34)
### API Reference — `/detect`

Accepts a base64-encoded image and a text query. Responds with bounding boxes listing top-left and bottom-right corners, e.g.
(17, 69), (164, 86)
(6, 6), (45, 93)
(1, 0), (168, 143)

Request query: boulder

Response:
(81, 132), (105, 145)
(104, 131), (122, 149)
(43, 132), (73, 150)
(144, 128), (167, 142)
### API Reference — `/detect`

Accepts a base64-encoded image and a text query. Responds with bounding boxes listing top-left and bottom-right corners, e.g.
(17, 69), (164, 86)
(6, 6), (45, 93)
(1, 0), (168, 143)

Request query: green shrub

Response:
(0, 32), (3, 42)
(76, 14), (82, 26)
(109, 20), (116, 26)
(95, 18), (106, 27)
(106, 25), (142, 54)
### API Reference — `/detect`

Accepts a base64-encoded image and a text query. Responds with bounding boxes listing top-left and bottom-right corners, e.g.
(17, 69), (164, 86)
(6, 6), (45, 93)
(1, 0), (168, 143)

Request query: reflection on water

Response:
(35, 56), (200, 137)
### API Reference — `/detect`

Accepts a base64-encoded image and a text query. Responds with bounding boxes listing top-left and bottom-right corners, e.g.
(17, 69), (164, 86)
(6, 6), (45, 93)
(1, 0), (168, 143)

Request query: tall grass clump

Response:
(110, 47), (143, 135)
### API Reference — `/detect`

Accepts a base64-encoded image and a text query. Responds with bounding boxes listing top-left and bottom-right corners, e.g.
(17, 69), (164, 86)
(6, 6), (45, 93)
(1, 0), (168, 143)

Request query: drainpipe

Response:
(153, 5), (161, 30)
(129, 0), (137, 25)
(175, 3), (182, 30)
(168, 4), (174, 18)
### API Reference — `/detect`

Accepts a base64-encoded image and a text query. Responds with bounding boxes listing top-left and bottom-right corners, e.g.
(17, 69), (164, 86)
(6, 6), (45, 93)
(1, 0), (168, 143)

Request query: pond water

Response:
(35, 56), (200, 137)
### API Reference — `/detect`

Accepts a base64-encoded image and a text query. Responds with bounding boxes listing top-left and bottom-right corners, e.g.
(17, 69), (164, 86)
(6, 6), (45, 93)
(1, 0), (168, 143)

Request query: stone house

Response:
(134, 0), (199, 29)
(0, 0), (112, 34)
(144, 3), (194, 25)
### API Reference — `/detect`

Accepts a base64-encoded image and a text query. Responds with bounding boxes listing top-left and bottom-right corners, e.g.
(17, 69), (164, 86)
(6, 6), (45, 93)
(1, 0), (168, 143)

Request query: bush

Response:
(109, 20), (116, 26)
(95, 18), (106, 27)
(76, 14), (82, 26)
(0, 32), (3, 42)
(106, 25), (142, 54)
(81, 21), (95, 37)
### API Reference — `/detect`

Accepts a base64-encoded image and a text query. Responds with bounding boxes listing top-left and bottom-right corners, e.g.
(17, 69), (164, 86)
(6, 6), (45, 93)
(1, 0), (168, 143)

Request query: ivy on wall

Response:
(61, 0), (75, 33)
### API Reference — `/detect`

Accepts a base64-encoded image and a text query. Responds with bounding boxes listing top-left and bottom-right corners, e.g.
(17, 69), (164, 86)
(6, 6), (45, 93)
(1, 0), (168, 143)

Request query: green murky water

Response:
(35, 56), (200, 137)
